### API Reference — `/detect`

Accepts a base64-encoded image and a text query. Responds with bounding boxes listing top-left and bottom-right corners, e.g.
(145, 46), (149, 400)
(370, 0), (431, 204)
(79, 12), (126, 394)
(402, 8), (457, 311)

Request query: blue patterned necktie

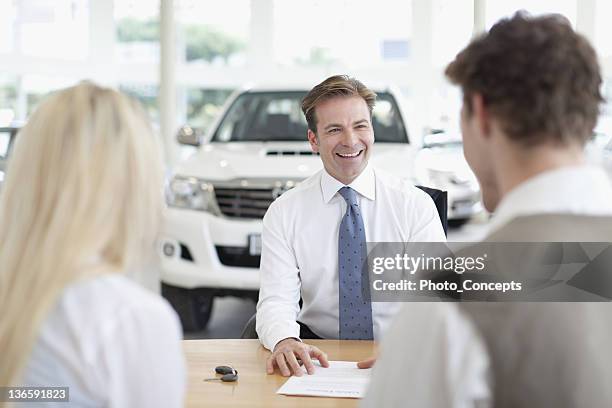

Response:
(337, 186), (373, 340)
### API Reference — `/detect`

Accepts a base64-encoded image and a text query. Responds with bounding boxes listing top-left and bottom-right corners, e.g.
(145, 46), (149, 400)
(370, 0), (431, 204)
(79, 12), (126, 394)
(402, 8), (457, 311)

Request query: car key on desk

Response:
(204, 365), (238, 382)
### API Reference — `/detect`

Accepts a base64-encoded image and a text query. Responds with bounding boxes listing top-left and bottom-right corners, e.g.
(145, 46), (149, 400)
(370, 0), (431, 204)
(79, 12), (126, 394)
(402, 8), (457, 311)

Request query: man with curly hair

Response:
(364, 12), (612, 408)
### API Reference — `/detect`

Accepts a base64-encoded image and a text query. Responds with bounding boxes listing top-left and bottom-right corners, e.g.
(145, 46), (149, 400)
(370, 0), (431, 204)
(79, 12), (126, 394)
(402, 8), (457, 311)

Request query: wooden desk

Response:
(183, 339), (375, 408)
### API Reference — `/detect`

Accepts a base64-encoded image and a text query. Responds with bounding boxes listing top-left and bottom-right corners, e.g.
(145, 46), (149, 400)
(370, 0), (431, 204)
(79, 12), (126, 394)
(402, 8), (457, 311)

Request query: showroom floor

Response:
(185, 217), (490, 340)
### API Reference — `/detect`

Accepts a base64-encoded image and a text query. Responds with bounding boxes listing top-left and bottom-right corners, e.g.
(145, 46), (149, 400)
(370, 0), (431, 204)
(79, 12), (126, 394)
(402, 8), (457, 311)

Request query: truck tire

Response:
(161, 283), (214, 332)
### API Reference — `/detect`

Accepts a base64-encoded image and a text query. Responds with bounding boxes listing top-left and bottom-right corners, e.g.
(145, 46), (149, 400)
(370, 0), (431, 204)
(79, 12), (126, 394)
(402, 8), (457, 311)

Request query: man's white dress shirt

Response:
(488, 164), (612, 233)
(256, 165), (446, 351)
(21, 274), (186, 408)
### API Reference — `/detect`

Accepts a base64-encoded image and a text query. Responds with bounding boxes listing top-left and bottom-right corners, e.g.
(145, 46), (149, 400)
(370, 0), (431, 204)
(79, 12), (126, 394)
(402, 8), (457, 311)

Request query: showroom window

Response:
(595, 0), (612, 60)
(0, 74), (18, 125)
(485, 0), (578, 29)
(186, 88), (234, 133)
(272, 0), (412, 68)
(15, 0), (90, 60)
(432, 0), (474, 68)
(0, 0), (16, 54)
(115, 0), (160, 123)
(119, 83), (160, 124)
(175, 1), (247, 131)
(427, 0), (475, 132)
(115, 0), (160, 64)
(176, 0), (249, 67)
(0, 0), (606, 139)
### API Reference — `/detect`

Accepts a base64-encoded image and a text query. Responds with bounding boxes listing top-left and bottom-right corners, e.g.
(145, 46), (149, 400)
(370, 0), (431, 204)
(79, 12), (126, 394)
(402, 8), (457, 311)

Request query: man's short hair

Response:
(301, 75), (377, 134)
(445, 12), (604, 147)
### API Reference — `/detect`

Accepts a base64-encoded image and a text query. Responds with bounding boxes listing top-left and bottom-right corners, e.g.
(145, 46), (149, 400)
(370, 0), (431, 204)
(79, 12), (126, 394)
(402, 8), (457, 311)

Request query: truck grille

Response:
(214, 187), (276, 219)
(266, 150), (319, 156)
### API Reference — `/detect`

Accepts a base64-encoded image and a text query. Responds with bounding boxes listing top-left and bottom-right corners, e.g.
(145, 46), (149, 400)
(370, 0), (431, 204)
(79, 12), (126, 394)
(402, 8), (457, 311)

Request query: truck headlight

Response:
(166, 175), (218, 213)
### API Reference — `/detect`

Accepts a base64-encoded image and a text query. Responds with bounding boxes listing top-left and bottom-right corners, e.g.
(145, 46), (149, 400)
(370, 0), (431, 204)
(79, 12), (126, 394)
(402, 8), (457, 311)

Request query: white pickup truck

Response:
(161, 85), (481, 331)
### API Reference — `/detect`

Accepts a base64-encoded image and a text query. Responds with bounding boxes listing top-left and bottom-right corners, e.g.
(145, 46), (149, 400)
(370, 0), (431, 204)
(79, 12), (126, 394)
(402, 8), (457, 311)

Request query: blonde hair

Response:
(0, 82), (164, 389)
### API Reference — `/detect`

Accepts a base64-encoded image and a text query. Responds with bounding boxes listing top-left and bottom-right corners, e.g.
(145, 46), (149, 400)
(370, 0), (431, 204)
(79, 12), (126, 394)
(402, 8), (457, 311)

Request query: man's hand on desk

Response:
(266, 338), (330, 377)
(357, 356), (377, 369)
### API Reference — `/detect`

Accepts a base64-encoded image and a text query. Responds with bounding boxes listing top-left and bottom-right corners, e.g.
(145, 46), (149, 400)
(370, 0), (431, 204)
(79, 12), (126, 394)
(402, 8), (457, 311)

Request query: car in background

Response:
(586, 127), (612, 179)
(0, 127), (19, 189)
(416, 131), (482, 227)
(161, 85), (482, 331)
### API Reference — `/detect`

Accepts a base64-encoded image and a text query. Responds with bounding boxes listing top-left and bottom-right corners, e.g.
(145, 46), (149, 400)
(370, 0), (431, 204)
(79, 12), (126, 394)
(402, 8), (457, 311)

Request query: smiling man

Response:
(256, 75), (446, 377)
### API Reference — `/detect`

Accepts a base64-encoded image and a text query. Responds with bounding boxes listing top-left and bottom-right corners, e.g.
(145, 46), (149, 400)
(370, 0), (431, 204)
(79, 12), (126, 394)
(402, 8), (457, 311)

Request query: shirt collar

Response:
(488, 164), (612, 234)
(321, 164), (376, 203)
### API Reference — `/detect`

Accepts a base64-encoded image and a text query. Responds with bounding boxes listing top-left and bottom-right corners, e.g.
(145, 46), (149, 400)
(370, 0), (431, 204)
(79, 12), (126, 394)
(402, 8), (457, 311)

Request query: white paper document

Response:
(276, 360), (372, 399)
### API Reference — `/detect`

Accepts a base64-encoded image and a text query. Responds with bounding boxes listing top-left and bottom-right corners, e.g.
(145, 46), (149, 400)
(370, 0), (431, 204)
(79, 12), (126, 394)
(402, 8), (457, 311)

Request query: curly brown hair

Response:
(445, 12), (604, 147)
(301, 75), (377, 135)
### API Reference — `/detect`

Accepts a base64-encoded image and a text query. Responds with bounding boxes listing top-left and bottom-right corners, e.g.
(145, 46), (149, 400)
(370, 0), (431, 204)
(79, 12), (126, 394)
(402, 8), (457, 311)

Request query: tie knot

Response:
(338, 186), (359, 206)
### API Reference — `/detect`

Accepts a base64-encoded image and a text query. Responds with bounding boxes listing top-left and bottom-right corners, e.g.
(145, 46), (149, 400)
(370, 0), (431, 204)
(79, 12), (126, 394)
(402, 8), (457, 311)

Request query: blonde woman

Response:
(0, 82), (185, 407)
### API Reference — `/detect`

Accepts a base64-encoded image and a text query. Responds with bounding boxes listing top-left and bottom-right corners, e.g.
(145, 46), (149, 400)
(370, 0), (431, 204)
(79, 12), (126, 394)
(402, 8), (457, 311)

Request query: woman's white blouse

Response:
(21, 274), (185, 408)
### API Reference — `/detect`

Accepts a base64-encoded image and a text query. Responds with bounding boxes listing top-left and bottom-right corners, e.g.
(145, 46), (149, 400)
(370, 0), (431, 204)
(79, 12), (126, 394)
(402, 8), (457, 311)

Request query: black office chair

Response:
(240, 186), (448, 339)
(240, 314), (258, 339)
(416, 185), (448, 236)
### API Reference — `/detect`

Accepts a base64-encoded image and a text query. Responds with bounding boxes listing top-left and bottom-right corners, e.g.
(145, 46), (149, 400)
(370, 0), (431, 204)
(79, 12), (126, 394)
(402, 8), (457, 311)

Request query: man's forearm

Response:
(256, 304), (302, 351)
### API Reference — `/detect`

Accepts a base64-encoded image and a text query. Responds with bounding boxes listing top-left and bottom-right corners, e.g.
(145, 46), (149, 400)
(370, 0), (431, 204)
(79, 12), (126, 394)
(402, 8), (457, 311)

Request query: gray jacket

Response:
(461, 213), (612, 408)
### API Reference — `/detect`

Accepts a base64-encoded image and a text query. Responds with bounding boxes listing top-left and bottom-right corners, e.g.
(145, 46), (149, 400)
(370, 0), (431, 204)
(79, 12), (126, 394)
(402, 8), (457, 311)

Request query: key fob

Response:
(221, 373), (238, 382)
(215, 366), (235, 375)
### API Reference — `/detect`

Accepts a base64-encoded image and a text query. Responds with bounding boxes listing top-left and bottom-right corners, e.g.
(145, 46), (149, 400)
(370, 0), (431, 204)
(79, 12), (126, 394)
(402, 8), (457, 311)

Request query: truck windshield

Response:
(212, 91), (408, 143)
